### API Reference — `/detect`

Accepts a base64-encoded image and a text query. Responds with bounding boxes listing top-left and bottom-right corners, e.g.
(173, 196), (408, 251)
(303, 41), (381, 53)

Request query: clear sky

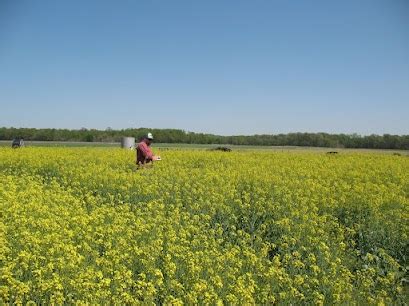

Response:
(1, 0), (408, 135)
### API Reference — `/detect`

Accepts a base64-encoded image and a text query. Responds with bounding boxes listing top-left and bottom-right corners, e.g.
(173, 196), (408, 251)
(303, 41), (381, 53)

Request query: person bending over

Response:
(136, 133), (161, 166)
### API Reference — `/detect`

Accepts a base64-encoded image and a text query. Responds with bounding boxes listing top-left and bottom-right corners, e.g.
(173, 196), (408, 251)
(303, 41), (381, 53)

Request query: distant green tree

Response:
(0, 127), (408, 149)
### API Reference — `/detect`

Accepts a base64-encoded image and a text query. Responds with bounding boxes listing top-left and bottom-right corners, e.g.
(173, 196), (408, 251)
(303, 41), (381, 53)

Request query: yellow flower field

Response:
(0, 147), (408, 304)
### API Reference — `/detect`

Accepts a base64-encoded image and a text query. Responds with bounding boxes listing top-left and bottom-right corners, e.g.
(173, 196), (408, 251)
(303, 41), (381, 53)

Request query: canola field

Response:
(0, 147), (408, 304)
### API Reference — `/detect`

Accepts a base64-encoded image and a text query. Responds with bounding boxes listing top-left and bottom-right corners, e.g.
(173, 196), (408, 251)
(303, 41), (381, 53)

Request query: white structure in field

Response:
(121, 137), (135, 149)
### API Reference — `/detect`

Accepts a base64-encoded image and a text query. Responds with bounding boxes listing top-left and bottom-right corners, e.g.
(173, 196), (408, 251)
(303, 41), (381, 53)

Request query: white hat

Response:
(147, 132), (154, 140)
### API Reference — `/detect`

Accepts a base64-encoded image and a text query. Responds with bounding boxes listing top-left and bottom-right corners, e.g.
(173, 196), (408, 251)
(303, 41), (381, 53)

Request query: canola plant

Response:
(0, 147), (408, 304)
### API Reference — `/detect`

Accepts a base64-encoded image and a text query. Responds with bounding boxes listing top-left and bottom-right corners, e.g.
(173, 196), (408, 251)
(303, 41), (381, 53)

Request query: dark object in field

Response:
(392, 153), (401, 156)
(326, 151), (338, 154)
(12, 138), (25, 148)
(211, 146), (232, 152)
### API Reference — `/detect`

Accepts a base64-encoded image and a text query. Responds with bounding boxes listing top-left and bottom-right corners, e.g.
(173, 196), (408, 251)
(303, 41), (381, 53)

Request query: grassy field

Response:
(1, 140), (408, 155)
(0, 140), (119, 148)
(0, 147), (408, 304)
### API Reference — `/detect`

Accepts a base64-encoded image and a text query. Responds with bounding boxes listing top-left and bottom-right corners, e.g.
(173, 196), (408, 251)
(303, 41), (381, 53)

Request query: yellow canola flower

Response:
(0, 147), (407, 304)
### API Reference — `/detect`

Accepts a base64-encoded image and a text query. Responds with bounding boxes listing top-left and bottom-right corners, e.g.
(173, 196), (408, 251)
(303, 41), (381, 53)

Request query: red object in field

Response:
(136, 141), (153, 164)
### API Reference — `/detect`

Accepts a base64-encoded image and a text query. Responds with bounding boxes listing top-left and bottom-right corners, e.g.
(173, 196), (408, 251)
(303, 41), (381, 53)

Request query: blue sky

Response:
(0, 0), (408, 135)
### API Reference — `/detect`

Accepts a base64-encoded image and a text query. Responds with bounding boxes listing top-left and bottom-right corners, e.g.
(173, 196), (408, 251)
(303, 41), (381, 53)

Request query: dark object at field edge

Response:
(210, 146), (232, 152)
(12, 138), (25, 148)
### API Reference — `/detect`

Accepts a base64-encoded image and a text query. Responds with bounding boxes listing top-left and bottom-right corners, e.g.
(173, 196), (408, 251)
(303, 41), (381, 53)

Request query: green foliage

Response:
(1, 127), (408, 149)
(0, 148), (408, 304)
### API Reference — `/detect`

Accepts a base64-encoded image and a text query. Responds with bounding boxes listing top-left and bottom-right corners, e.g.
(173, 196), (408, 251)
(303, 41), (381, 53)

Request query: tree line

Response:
(1, 127), (408, 150)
